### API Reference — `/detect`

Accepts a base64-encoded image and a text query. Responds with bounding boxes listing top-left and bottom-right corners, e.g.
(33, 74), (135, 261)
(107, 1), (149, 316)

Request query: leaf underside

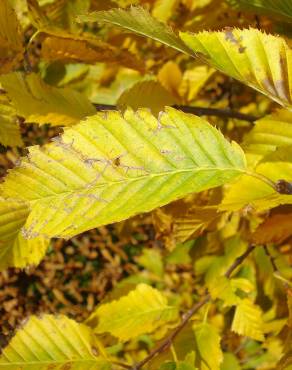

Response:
(77, 6), (194, 56)
(226, 0), (292, 22)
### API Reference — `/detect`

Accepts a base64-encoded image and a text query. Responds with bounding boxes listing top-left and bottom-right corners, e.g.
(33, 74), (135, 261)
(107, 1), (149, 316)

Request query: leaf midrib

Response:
(24, 166), (246, 203)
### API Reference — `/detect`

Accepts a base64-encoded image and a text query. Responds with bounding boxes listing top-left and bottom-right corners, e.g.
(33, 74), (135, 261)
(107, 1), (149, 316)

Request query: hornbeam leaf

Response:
(225, 0), (292, 23)
(1, 108), (246, 239)
(221, 162), (292, 211)
(251, 207), (292, 244)
(0, 198), (49, 271)
(193, 322), (223, 370)
(41, 34), (144, 71)
(89, 283), (178, 341)
(117, 80), (177, 116)
(0, 315), (111, 369)
(232, 299), (264, 341)
(0, 72), (96, 126)
(76, 6), (195, 56)
(0, 0), (24, 75)
(180, 29), (292, 109)
(243, 109), (292, 157)
(0, 95), (23, 147)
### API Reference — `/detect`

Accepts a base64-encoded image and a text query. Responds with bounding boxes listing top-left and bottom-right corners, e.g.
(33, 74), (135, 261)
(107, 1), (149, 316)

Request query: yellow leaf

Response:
(180, 29), (292, 109)
(89, 283), (178, 341)
(179, 65), (215, 102)
(152, 0), (179, 23)
(232, 298), (264, 341)
(0, 108), (246, 239)
(243, 109), (292, 158)
(0, 72), (96, 126)
(117, 80), (177, 116)
(0, 198), (49, 270)
(0, 0), (24, 75)
(0, 94), (23, 147)
(158, 61), (183, 97)
(0, 314), (111, 369)
(193, 322), (223, 370)
(221, 162), (292, 211)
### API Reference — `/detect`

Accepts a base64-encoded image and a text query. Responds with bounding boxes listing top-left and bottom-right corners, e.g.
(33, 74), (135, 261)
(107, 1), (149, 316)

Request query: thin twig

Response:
(263, 245), (278, 273)
(113, 360), (132, 369)
(131, 245), (256, 370)
(263, 245), (290, 289)
(225, 245), (256, 278)
(94, 104), (258, 122)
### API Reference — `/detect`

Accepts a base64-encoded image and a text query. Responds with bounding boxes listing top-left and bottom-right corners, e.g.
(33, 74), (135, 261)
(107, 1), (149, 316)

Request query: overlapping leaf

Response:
(1, 108), (246, 239)
(221, 162), (292, 211)
(226, 0), (292, 23)
(40, 33), (143, 71)
(251, 206), (292, 244)
(0, 314), (111, 369)
(0, 198), (49, 271)
(88, 283), (178, 341)
(0, 72), (96, 126)
(117, 80), (177, 116)
(77, 6), (195, 56)
(232, 298), (264, 341)
(0, 95), (23, 147)
(193, 322), (223, 370)
(180, 28), (292, 109)
(243, 109), (292, 157)
(0, 0), (24, 74)
(27, 0), (143, 71)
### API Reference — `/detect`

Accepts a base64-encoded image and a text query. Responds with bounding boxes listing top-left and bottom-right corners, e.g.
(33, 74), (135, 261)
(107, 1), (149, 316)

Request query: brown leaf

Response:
(252, 206), (292, 245)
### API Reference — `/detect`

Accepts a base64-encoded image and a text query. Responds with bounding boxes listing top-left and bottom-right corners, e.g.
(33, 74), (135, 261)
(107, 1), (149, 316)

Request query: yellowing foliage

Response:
(0, 1), (292, 370)
(89, 283), (178, 341)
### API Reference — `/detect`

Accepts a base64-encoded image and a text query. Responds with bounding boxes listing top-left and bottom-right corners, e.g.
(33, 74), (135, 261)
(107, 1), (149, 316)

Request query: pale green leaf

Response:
(232, 299), (264, 341)
(1, 108), (246, 239)
(0, 198), (49, 271)
(180, 29), (292, 109)
(0, 72), (96, 126)
(193, 322), (223, 370)
(0, 314), (111, 369)
(225, 0), (292, 23)
(0, 0), (24, 74)
(77, 6), (194, 56)
(0, 95), (23, 147)
(117, 80), (177, 116)
(89, 283), (178, 341)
